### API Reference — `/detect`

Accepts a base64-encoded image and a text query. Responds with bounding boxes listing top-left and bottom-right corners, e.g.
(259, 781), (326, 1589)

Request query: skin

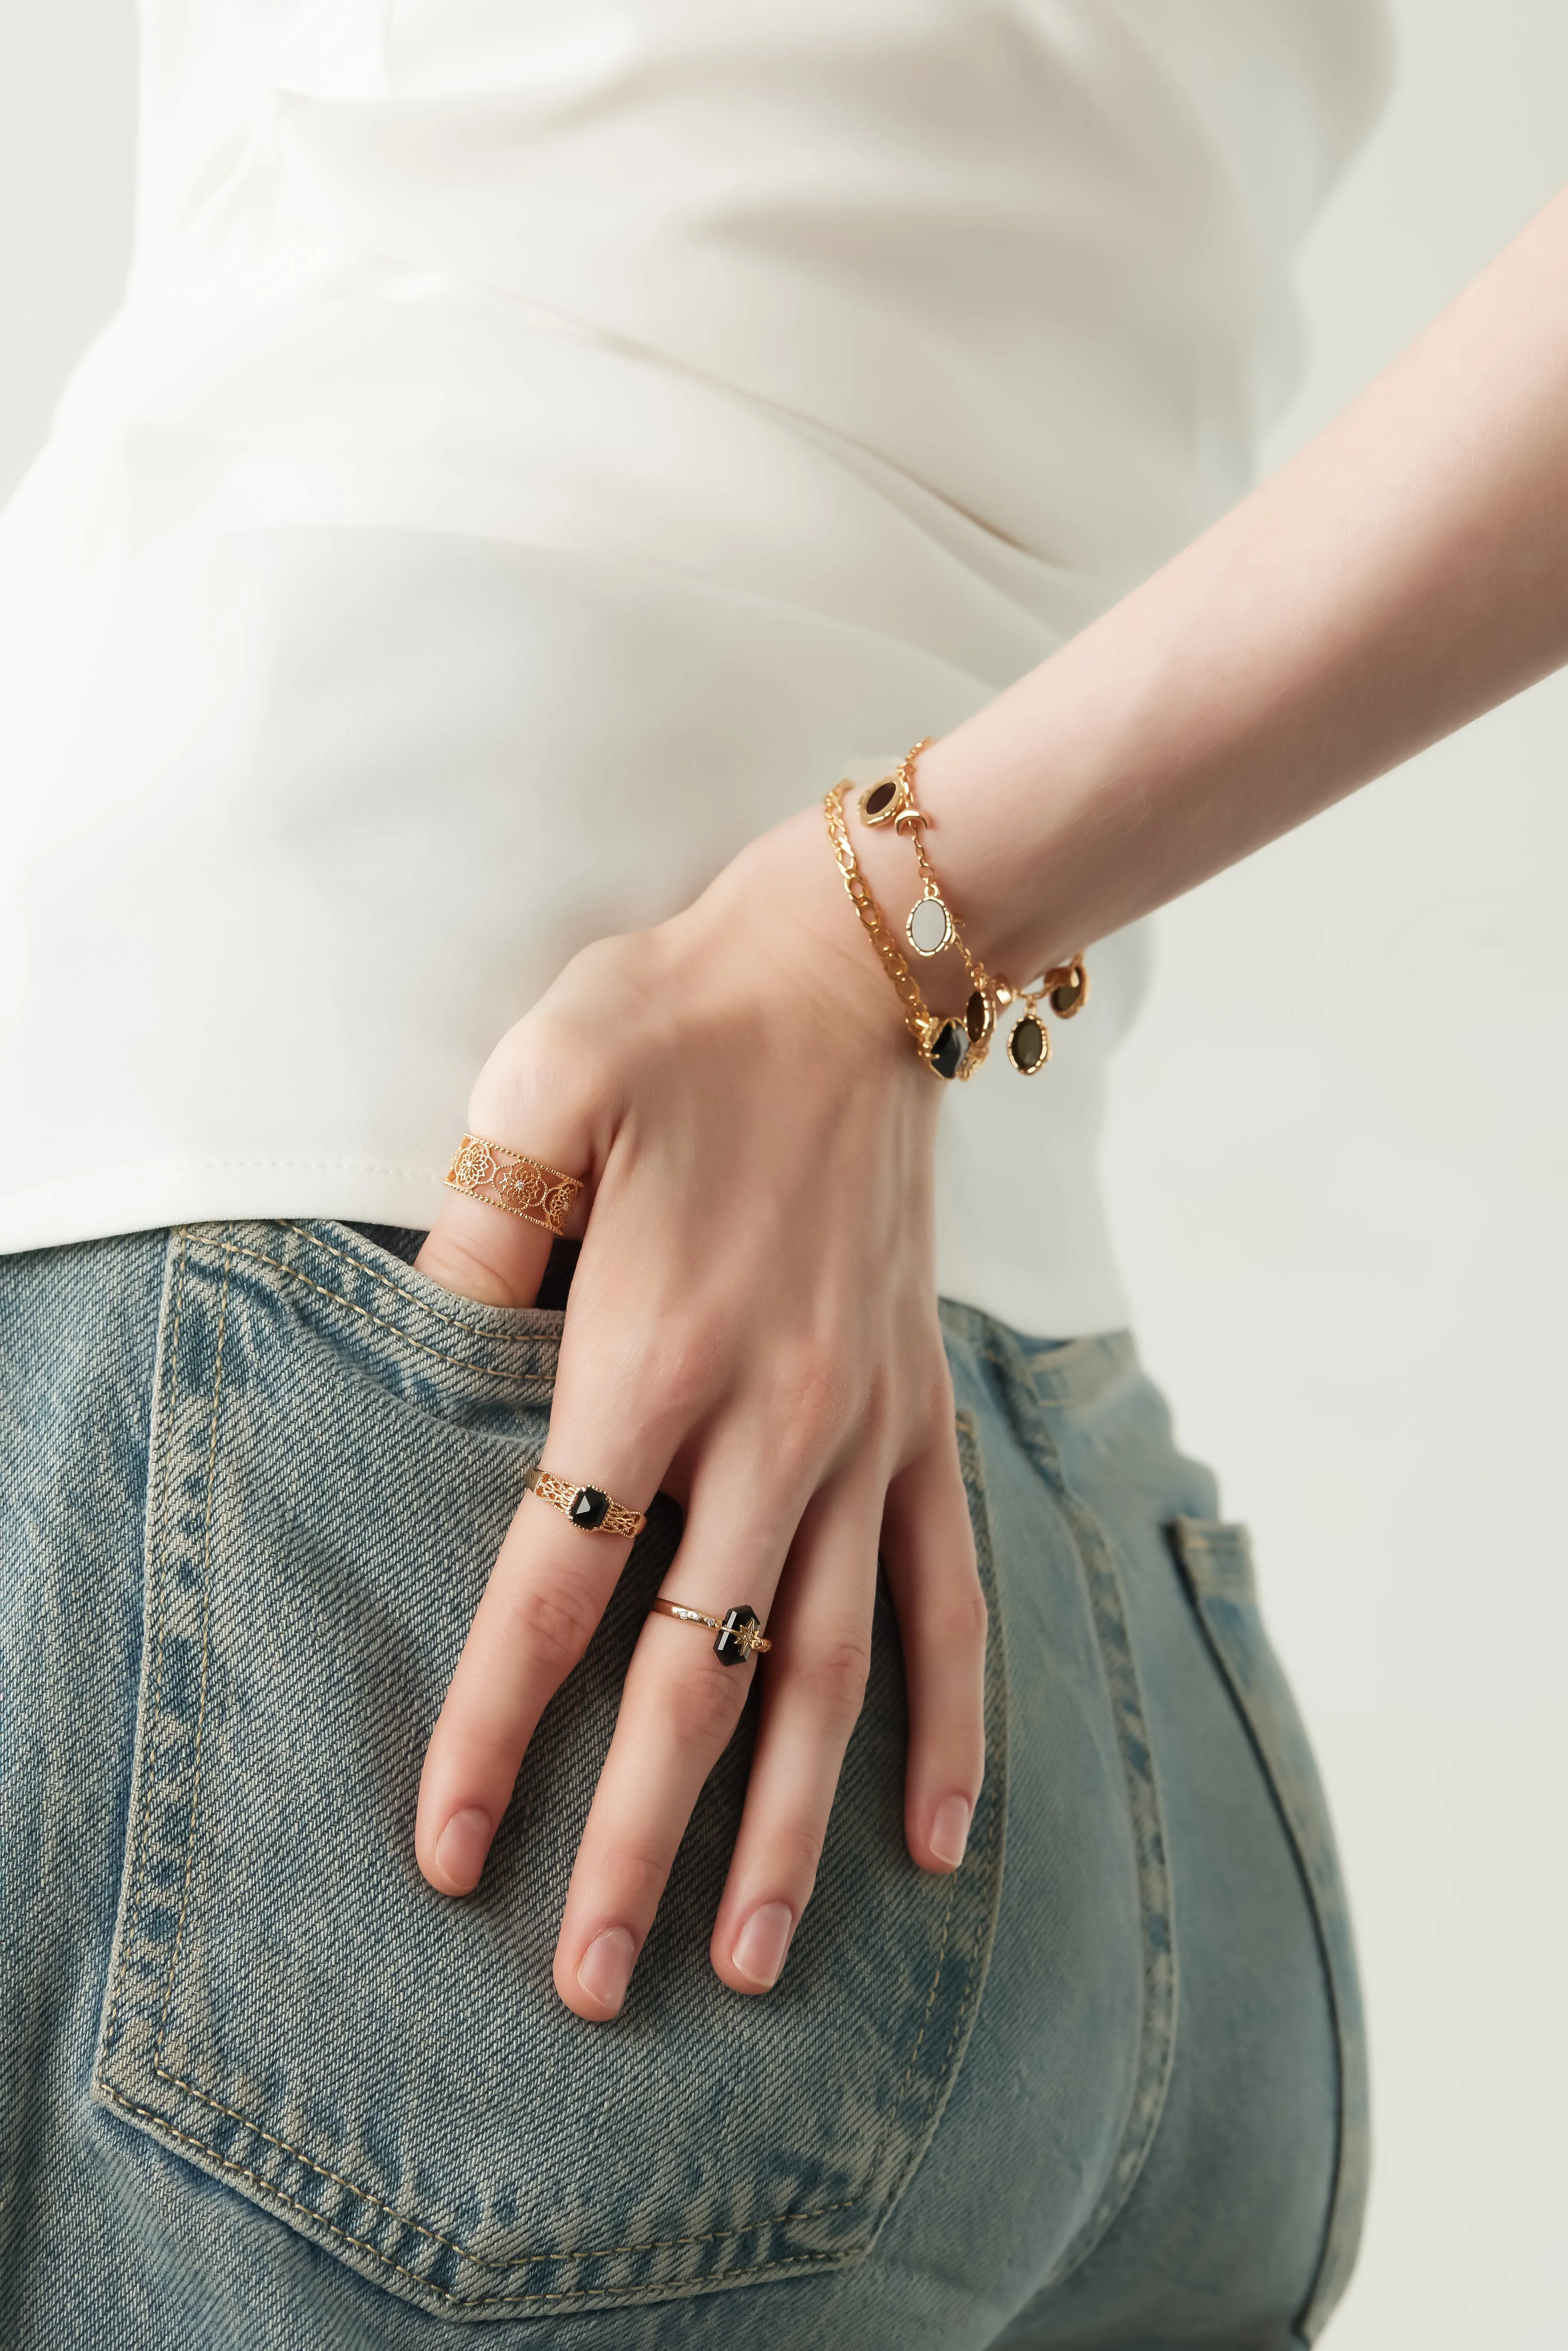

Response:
(416, 184), (1568, 2022)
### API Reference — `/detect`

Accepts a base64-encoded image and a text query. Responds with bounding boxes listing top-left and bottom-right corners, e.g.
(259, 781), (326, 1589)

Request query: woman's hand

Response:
(412, 805), (986, 2021)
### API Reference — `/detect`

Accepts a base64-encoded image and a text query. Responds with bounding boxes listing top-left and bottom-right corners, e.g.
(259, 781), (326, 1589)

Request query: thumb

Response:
(416, 1133), (588, 1309)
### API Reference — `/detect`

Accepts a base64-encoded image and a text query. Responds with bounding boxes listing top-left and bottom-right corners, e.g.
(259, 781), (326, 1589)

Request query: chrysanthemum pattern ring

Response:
(524, 1468), (647, 1538)
(445, 1133), (584, 1237)
(649, 1596), (772, 1665)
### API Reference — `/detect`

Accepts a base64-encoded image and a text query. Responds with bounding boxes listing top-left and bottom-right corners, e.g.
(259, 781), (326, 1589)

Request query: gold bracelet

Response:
(822, 785), (985, 1080)
(854, 740), (999, 1071)
(857, 739), (1091, 1081)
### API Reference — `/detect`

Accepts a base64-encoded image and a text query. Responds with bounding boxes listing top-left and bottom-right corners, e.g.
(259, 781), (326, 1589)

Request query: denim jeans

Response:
(0, 1221), (1367, 2349)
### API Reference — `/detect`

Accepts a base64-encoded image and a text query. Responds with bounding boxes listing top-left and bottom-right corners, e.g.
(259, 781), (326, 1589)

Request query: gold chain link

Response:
(822, 784), (939, 1056)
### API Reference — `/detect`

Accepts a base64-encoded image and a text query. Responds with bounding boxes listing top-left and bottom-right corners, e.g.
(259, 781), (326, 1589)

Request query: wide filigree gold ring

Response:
(444, 1133), (584, 1237)
(524, 1468), (647, 1539)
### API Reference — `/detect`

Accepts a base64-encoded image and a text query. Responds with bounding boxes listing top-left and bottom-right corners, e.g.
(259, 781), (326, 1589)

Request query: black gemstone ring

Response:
(524, 1468), (647, 1538)
(649, 1597), (772, 1665)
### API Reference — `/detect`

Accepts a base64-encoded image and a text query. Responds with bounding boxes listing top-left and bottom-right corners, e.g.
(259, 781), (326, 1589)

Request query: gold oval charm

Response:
(906, 892), (954, 956)
(858, 774), (905, 826)
(1006, 1012), (1051, 1075)
(1048, 957), (1090, 1018)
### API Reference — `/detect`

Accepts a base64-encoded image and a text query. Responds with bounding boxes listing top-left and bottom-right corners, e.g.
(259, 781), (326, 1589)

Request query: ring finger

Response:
(707, 1470), (884, 1996)
(554, 1467), (882, 2019)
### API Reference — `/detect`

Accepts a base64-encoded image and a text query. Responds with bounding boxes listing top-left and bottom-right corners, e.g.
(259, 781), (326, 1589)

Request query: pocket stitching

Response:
(275, 1219), (561, 1351)
(102, 1230), (191, 2054)
(94, 2087), (849, 2312)
(149, 1244), (234, 2064)
(211, 1232), (554, 1393)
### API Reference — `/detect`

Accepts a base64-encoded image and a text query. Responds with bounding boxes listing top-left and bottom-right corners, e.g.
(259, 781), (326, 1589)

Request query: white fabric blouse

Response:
(0, 0), (1388, 1333)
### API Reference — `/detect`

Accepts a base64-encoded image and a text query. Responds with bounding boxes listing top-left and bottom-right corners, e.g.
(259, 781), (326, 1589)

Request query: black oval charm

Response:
(859, 777), (901, 824)
(569, 1485), (611, 1530)
(964, 988), (993, 1046)
(1006, 1014), (1049, 1074)
(928, 1019), (967, 1081)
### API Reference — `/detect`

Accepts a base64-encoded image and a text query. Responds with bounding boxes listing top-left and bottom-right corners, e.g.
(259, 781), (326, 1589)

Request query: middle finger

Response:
(551, 1463), (804, 2020)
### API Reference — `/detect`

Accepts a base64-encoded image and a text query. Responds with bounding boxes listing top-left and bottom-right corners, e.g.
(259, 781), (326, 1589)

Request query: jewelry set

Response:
(441, 734), (1089, 1669)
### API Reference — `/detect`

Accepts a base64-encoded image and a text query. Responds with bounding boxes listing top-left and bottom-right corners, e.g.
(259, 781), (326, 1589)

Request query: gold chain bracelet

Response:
(838, 738), (1092, 1079)
(823, 787), (974, 1079)
(855, 738), (999, 1070)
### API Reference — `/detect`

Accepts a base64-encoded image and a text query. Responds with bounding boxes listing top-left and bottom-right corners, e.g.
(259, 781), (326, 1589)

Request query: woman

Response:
(2, 2), (1562, 2344)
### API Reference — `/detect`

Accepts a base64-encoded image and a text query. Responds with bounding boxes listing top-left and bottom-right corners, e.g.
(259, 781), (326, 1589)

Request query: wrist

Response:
(876, 731), (1085, 990)
(680, 805), (927, 1074)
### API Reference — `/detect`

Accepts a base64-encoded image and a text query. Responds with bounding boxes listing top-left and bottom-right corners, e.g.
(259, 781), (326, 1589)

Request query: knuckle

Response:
(805, 1633), (873, 1733)
(936, 1575), (989, 1652)
(502, 1578), (599, 1678)
(768, 1352), (854, 1477)
(614, 1325), (716, 1431)
(653, 1656), (750, 1753)
(767, 1815), (827, 1891)
(599, 1838), (669, 1912)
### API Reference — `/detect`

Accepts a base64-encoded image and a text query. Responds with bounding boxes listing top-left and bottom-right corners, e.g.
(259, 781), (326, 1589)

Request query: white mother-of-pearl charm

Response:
(906, 893), (953, 956)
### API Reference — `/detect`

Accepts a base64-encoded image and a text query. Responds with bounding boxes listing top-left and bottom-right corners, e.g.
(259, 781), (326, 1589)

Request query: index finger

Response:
(414, 1414), (663, 1895)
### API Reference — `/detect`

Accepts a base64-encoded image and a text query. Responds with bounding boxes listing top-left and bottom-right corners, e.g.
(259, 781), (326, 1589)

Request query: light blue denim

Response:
(0, 1219), (1367, 2348)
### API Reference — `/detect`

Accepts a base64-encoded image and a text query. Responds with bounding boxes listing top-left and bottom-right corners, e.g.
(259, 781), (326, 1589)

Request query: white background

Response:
(2, 4), (1565, 2343)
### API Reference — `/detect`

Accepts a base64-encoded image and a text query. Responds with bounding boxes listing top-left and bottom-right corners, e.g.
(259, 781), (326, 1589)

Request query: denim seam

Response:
(104, 1259), (991, 2284)
(95, 2088), (846, 2310)
(150, 1247), (234, 2065)
(102, 1230), (190, 2054)
(972, 1325), (1179, 2289)
(1168, 1519), (1361, 2344)
(205, 1235), (554, 1395)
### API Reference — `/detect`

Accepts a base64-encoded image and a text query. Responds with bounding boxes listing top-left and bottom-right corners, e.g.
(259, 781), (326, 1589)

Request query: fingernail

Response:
(432, 1807), (493, 1893)
(732, 1901), (795, 1989)
(576, 1927), (638, 2014)
(930, 1796), (971, 1870)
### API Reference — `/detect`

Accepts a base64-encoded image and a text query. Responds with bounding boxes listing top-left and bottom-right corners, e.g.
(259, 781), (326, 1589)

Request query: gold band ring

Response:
(650, 1596), (771, 1665)
(525, 1468), (647, 1538)
(445, 1133), (584, 1238)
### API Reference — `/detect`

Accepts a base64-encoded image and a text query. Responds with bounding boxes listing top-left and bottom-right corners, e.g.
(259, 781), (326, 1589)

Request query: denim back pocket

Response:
(1167, 1517), (1369, 2344)
(94, 1222), (1008, 2321)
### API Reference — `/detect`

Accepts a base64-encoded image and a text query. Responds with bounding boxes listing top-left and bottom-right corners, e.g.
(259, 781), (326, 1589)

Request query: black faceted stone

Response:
(929, 1019), (966, 1080)
(714, 1606), (760, 1665)
(1008, 1015), (1046, 1073)
(569, 1485), (611, 1530)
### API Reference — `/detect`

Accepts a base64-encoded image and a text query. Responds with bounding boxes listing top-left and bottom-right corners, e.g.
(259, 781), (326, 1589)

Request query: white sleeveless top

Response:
(0, 0), (1387, 1332)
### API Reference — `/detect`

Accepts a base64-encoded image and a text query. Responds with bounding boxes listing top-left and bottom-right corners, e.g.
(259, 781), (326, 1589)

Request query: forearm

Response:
(896, 183), (1568, 985)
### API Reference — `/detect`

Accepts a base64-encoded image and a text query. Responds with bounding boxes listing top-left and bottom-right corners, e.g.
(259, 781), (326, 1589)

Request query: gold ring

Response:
(445, 1133), (584, 1237)
(525, 1468), (647, 1538)
(650, 1596), (771, 1665)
